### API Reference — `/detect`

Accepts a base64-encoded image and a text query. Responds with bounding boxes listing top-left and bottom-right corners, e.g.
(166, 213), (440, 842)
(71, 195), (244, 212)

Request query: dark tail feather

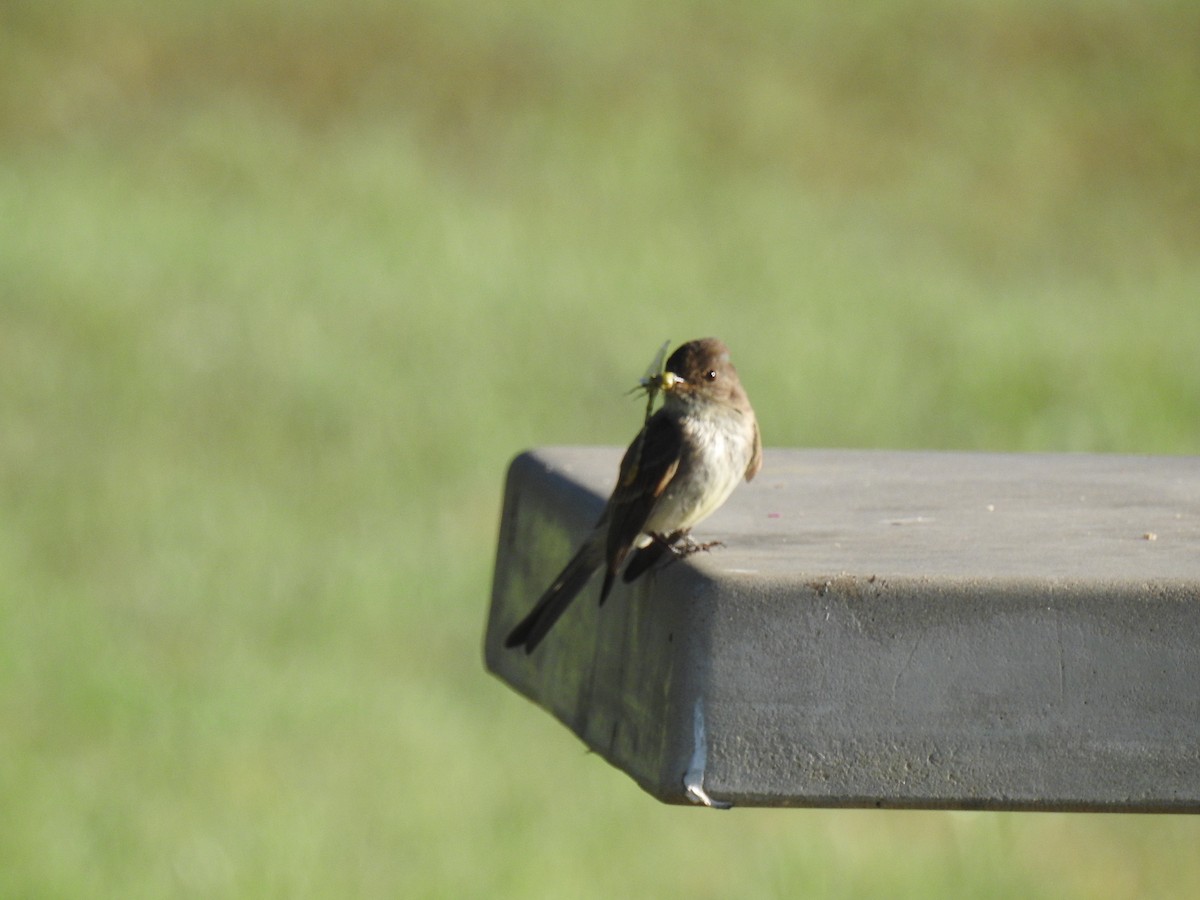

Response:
(621, 539), (672, 584)
(504, 541), (602, 653)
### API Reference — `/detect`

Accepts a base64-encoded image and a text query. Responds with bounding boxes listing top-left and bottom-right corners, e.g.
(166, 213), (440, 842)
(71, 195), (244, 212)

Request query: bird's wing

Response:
(745, 417), (763, 482)
(602, 411), (683, 588)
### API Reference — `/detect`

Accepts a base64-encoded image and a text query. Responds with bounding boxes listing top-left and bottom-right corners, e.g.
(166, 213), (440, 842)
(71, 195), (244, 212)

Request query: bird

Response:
(505, 337), (762, 653)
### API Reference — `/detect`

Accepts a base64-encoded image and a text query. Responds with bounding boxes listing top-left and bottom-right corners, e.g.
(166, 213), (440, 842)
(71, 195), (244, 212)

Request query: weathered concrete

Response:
(484, 448), (1200, 811)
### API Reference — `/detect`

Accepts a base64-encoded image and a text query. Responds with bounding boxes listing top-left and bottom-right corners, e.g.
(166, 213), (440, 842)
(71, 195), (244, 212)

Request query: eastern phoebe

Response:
(505, 338), (762, 653)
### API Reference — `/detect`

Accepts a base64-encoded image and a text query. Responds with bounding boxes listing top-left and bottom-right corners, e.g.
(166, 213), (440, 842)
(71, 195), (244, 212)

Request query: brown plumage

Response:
(505, 338), (761, 653)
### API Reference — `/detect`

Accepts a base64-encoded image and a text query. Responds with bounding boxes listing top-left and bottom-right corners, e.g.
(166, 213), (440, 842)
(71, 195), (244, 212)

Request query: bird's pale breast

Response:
(642, 406), (756, 536)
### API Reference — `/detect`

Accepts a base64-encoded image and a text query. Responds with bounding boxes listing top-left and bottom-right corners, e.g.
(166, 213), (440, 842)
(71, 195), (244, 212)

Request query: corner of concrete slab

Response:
(486, 447), (1200, 811)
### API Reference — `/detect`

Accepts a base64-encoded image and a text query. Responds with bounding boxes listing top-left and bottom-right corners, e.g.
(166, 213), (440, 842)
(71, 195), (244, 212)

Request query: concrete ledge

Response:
(484, 448), (1200, 811)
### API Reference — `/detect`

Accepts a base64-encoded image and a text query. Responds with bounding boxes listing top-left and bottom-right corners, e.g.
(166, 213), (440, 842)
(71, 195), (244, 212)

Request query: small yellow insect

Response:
(632, 339), (672, 425)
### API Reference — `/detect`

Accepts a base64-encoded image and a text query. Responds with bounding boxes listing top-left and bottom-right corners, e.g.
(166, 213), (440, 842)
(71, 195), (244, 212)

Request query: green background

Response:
(3, 0), (1199, 895)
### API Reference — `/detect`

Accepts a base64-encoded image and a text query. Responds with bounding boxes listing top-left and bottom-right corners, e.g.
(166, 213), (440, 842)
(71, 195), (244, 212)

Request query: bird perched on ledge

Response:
(505, 337), (762, 653)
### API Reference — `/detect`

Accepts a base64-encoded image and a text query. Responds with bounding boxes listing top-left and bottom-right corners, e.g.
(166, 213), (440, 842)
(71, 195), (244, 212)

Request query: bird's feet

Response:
(675, 535), (724, 556)
(649, 531), (724, 560)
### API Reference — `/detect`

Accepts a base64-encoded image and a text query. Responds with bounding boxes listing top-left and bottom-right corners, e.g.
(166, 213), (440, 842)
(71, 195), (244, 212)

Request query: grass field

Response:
(3, 0), (1199, 895)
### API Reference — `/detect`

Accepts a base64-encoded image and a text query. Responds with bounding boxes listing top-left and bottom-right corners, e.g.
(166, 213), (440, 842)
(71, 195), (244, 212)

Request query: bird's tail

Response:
(504, 539), (603, 653)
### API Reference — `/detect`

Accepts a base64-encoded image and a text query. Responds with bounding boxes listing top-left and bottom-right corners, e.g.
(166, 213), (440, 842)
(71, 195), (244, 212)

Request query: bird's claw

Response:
(647, 532), (724, 562)
(673, 536), (724, 557)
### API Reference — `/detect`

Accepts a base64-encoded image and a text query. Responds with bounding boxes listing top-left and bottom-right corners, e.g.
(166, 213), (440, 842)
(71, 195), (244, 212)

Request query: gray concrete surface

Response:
(484, 448), (1200, 810)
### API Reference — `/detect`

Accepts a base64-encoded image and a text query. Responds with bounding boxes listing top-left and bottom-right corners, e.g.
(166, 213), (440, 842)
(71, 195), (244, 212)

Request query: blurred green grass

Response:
(2, 0), (1199, 895)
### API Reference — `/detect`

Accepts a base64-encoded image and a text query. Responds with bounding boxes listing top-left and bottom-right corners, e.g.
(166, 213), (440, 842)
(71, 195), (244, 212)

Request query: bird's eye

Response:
(705, 369), (718, 381)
